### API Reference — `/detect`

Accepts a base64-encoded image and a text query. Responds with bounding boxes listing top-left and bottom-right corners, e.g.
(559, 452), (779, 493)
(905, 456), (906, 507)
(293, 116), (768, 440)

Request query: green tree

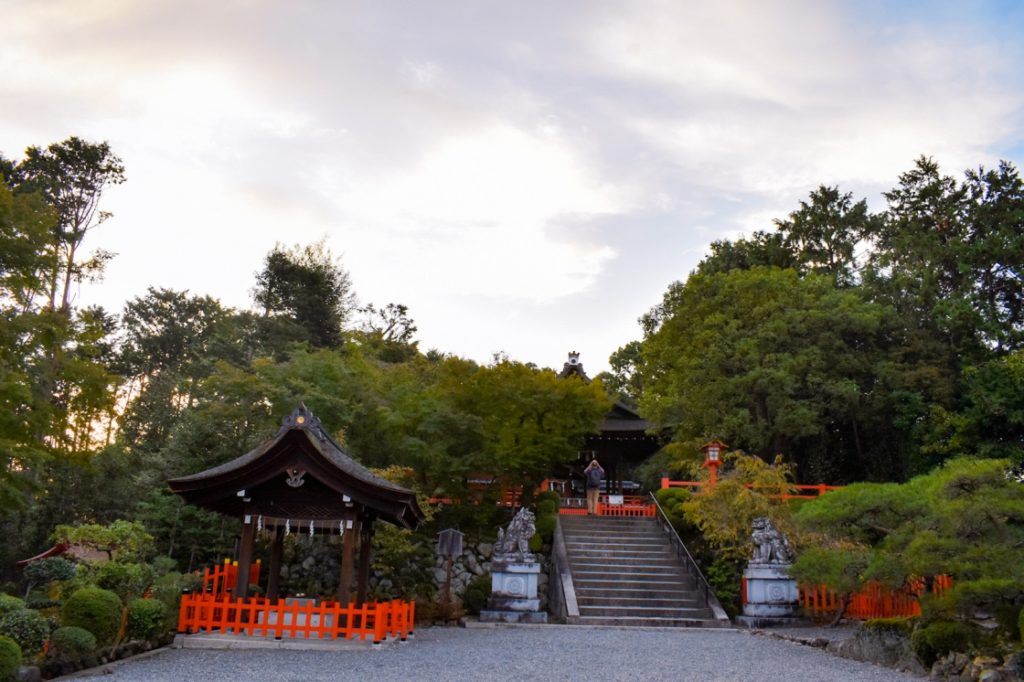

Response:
(638, 267), (899, 482)
(252, 240), (354, 349)
(791, 458), (1024, 622)
(774, 185), (871, 286)
(10, 137), (125, 314)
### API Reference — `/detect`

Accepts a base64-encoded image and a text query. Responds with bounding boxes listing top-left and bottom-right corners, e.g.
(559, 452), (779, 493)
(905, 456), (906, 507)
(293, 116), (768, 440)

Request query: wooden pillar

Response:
(234, 508), (257, 600)
(337, 511), (359, 605)
(356, 520), (374, 606)
(266, 525), (285, 601)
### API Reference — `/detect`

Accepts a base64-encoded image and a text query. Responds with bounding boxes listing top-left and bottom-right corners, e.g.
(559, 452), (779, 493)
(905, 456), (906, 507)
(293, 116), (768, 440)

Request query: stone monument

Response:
(735, 516), (802, 627)
(479, 507), (548, 624)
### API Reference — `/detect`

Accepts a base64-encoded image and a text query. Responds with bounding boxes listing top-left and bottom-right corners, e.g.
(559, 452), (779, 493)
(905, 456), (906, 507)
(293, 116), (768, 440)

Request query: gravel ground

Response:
(71, 625), (920, 682)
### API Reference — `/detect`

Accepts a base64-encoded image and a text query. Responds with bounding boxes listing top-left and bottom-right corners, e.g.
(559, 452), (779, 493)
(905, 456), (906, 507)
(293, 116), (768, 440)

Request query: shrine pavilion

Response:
(556, 352), (663, 497)
(168, 404), (423, 643)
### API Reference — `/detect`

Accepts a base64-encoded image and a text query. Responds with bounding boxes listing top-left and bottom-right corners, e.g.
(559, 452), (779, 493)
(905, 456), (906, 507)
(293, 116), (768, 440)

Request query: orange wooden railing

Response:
(177, 594), (415, 643)
(661, 479), (843, 500)
(796, 576), (952, 620)
(558, 495), (656, 517)
(201, 559), (262, 596)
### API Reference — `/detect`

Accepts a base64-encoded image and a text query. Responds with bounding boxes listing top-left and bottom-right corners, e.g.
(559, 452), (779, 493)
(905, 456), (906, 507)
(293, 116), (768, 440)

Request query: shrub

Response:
(911, 620), (978, 667)
(0, 608), (49, 657)
(536, 500), (557, 517)
(534, 513), (556, 542)
(126, 599), (166, 640)
(61, 588), (122, 646)
(0, 596), (24, 619)
(23, 558), (76, 588)
(535, 491), (560, 507)
(0, 636), (20, 682)
(865, 617), (915, 634)
(462, 574), (491, 616)
(94, 562), (154, 602)
(48, 626), (96, 662)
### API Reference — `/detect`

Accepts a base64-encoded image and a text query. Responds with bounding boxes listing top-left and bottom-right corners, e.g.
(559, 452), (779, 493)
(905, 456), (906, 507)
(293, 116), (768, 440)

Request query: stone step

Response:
(578, 605), (714, 619)
(569, 556), (680, 568)
(576, 595), (706, 608)
(565, 540), (668, 551)
(560, 519), (659, 530)
(561, 544), (671, 557)
(565, 534), (666, 544)
(572, 577), (695, 591)
(570, 566), (690, 581)
(574, 585), (699, 600)
(573, 615), (730, 628)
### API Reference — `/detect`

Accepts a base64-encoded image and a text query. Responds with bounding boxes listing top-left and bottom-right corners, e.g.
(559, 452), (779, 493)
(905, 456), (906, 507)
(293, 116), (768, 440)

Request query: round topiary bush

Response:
(911, 620), (978, 667)
(61, 588), (122, 646)
(0, 608), (49, 657)
(536, 500), (557, 517)
(0, 596), (24, 619)
(461, 574), (491, 616)
(48, 626), (96, 662)
(126, 599), (166, 640)
(0, 636), (21, 682)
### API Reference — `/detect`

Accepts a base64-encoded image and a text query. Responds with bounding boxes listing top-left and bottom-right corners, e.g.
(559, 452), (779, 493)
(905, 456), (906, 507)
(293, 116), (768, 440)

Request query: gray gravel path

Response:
(72, 625), (920, 681)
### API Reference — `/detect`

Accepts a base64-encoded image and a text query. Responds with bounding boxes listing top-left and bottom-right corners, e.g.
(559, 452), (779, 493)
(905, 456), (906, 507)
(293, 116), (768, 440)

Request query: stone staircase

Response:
(558, 515), (730, 627)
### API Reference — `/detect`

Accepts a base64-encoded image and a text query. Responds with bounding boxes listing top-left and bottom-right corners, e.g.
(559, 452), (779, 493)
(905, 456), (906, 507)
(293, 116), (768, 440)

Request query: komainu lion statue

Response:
(751, 516), (794, 564)
(494, 507), (536, 562)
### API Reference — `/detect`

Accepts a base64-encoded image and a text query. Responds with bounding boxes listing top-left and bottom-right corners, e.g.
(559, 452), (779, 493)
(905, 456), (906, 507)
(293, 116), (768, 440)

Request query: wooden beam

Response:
(356, 520), (374, 606)
(234, 508), (257, 600)
(266, 525), (285, 601)
(337, 511), (359, 604)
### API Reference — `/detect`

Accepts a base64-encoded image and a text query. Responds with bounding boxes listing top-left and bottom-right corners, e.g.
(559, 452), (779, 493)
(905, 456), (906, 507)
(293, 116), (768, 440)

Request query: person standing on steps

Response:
(585, 459), (605, 515)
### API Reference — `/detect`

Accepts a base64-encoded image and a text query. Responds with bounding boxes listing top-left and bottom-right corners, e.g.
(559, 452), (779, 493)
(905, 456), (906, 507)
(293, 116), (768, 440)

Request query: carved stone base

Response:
(478, 610), (548, 624)
(742, 563), (799, 619)
(481, 560), (545, 623)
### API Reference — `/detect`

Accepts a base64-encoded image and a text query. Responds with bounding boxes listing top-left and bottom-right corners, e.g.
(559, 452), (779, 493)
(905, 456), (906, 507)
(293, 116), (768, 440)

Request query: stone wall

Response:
(268, 535), (551, 611)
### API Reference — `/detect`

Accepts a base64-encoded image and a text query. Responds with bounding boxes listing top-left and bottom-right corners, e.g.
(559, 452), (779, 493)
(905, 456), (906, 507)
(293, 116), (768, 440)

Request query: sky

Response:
(2, 1), (1023, 374)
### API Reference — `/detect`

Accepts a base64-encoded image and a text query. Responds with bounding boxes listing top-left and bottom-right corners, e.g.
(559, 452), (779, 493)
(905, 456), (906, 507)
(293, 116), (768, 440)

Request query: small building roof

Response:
(168, 404), (424, 529)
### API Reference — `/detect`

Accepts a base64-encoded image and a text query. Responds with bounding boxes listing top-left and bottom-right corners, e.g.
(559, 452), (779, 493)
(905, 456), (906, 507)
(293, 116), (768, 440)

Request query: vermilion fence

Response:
(201, 559), (261, 596)
(796, 576), (953, 620)
(177, 594), (415, 643)
(558, 495), (656, 517)
(660, 479), (843, 500)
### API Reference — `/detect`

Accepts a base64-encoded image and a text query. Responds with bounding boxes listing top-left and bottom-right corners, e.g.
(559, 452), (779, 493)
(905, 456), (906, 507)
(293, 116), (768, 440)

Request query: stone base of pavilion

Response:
(172, 631), (400, 651)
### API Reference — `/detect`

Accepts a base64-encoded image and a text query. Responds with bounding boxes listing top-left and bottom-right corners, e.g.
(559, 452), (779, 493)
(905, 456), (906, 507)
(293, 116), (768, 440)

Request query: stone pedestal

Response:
(479, 560), (547, 624)
(735, 563), (802, 628)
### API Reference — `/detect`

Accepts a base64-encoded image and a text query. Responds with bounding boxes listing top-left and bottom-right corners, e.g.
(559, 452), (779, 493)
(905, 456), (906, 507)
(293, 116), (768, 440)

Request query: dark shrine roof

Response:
(556, 352), (656, 436)
(168, 404), (424, 529)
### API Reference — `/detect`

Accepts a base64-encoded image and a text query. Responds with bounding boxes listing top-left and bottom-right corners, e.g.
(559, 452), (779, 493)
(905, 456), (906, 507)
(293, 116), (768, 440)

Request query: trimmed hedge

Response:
(61, 588), (122, 646)
(126, 599), (166, 640)
(0, 636), (20, 682)
(0, 608), (49, 657)
(0, 596), (23, 619)
(48, 626), (96, 662)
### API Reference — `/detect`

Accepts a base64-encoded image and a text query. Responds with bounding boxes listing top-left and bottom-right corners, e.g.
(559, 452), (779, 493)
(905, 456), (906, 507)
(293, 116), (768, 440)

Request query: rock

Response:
(829, 625), (926, 675)
(433, 567), (448, 584)
(931, 652), (970, 680)
(302, 556), (316, 570)
(478, 543), (493, 559)
(465, 554), (479, 573)
(16, 666), (41, 682)
(471, 562), (485, 577)
(977, 670), (1004, 682)
(971, 656), (1002, 679)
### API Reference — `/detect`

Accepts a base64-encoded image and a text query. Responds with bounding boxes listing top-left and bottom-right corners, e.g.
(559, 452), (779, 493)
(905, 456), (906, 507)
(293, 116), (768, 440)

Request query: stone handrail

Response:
(548, 517), (579, 621)
(648, 492), (730, 623)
